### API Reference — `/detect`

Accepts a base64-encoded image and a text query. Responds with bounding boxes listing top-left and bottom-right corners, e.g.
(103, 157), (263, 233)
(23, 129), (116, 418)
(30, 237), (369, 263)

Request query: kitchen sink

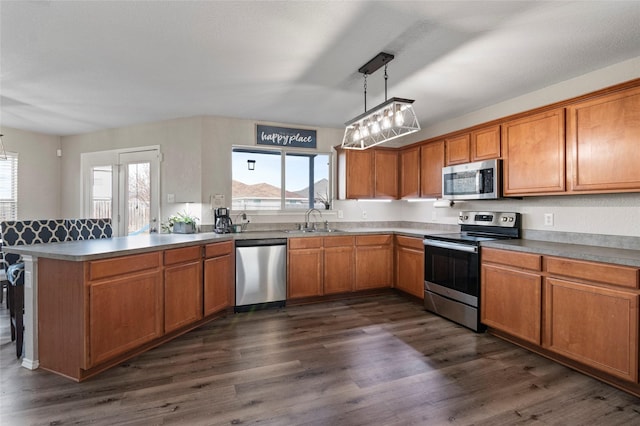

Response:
(282, 229), (345, 234)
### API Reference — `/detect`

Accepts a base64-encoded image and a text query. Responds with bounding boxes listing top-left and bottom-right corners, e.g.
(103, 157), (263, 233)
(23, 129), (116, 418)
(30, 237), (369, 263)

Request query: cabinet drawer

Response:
(482, 248), (541, 271)
(164, 245), (202, 266)
(289, 237), (323, 250)
(324, 235), (354, 248)
(396, 235), (424, 250)
(545, 257), (639, 289)
(89, 252), (161, 281)
(205, 240), (233, 258)
(356, 234), (392, 246)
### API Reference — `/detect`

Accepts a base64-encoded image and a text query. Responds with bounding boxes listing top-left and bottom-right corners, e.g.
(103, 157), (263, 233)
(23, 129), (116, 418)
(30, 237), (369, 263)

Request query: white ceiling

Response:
(1, 1), (639, 139)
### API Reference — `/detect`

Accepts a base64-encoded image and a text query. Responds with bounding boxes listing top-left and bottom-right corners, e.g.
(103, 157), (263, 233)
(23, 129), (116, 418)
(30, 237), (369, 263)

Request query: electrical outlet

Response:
(362, 210), (367, 219)
(337, 210), (344, 219)
(544, 213), (554, 226)
(167, 193), (175, 203)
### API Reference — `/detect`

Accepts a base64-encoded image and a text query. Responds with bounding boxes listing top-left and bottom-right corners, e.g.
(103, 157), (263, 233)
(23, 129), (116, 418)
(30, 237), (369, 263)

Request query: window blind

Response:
(0, 152), (18, 220)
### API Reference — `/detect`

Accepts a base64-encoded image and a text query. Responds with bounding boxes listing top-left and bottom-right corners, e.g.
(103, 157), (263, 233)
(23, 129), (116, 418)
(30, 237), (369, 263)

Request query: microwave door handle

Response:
(476, 170), (483, 192)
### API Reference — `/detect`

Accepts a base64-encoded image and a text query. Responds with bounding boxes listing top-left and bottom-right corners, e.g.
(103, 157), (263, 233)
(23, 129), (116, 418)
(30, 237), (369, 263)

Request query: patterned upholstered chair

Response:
(0, 243), (9, 308)
(0, 220), (68, 358)
(66, 218), (113, 240)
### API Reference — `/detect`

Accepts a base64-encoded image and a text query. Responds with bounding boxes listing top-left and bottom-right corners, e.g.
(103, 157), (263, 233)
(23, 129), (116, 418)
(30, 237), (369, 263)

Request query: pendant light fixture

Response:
(342, 52), (420, 150)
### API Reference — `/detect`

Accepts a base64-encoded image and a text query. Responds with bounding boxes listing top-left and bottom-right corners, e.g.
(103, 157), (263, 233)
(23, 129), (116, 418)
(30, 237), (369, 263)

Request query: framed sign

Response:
(256, 125), (317, 149)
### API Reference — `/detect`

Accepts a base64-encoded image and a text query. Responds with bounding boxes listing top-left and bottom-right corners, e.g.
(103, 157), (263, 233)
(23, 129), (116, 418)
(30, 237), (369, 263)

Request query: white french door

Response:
(82, 147), (160, 236)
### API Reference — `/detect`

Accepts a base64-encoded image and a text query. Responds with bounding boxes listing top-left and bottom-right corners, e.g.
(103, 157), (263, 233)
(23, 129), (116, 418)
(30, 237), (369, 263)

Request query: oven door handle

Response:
(423, 239), (478, 253)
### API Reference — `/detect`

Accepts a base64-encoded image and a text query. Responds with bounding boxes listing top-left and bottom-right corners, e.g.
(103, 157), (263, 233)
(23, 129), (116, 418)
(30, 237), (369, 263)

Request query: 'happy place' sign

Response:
(256, 125), (316, 149)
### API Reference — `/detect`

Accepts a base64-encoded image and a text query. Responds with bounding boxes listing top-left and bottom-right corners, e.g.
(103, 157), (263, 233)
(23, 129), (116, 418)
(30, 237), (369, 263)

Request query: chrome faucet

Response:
(304, 208), (322, 230)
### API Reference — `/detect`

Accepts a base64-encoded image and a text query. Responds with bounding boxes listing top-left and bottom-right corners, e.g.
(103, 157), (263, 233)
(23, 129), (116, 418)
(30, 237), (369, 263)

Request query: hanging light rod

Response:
(342, 52), (420, 150)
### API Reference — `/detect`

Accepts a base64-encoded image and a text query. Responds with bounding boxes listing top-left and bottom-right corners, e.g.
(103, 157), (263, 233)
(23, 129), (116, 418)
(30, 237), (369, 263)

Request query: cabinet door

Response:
(88, 270), (163, 367)
(544, 277), (638, 382)
(395, 240), (424, 299)
(445, 134), (470, 165)
(399, 147), (420, 198)
(471, 125), (501, 161)
(481, 264), (542, 345)
(164, 261), (203, 333)
(374, 150), (398, 199)
(420, 140), (445, 198)
(567, 86), (640, 192)
(288, 248), (323, 298)
(203, 253), (233, 316)
(355, 238), (393, 290)
(324, 245), (354, 295)
(503, 108), (565, 195)
(345, 149), (374, 199)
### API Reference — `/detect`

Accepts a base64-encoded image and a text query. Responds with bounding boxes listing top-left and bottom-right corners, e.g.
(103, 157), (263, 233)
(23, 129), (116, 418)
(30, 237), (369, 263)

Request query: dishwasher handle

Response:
(235, 238), (287, 247)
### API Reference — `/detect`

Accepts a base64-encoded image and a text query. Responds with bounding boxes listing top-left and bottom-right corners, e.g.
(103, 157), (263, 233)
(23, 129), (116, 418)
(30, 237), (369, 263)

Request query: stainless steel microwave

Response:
(442, 159), (501, 200)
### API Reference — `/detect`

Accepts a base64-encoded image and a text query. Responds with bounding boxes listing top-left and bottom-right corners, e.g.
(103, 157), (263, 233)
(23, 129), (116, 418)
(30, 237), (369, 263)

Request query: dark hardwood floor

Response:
(1, 291), (639, 425)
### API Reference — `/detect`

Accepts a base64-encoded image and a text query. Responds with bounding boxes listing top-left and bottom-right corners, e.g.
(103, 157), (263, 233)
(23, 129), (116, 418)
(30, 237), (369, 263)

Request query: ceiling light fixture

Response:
(342, 52), (420, 150)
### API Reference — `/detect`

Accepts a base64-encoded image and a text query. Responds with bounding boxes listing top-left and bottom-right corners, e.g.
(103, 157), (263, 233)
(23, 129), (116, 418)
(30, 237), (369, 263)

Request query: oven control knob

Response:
(462, 215), (468, 221)
(501, 217), (508, 222)
(509, 217), (514, 222)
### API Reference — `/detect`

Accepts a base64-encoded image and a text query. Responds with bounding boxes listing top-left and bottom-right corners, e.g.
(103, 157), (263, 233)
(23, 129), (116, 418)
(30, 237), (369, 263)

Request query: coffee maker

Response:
(214, 207), (233, 234)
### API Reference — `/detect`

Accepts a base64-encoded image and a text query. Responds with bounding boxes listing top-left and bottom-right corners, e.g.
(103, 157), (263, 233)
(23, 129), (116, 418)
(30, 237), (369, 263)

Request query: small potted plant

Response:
(167, 211), (199, 234)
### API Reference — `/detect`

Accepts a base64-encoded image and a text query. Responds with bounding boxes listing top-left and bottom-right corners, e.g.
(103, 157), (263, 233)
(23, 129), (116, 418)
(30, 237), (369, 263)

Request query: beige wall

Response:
(10, 56), (639, 237)
(0, 127), (61, 220)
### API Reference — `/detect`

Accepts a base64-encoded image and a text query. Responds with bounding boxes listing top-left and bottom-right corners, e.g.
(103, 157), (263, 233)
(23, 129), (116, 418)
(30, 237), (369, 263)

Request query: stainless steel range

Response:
(423, 211), (521, 332)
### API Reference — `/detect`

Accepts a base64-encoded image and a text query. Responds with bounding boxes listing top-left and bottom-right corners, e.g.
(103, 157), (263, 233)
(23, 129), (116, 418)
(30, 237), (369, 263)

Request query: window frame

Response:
(0, 151), (18, 221)
(231, 146), (332, 212)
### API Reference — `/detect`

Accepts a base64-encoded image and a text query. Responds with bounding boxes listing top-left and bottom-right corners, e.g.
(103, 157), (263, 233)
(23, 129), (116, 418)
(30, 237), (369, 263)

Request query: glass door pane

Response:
(126, 162), (151, 235)
(90, 166), (113, 219)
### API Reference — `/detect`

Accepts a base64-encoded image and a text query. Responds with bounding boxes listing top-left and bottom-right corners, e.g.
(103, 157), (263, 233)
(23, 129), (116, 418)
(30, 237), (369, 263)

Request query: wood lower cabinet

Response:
(164, 246), (203, 333)
(503, 108), (566, 195)
(324, 236), (355, 295)
(481, 249), (542, 345)
(355, 235), (393, 290)
(420, 140), (445, 198)
(394, 236), (424, 299)
(567, 86), (640, 193)
(203, 241), (234, 316)
(87, 252), (164, 369)
(544, 277), (638, 382)
(288, 237), (323, 298)
(482, 247), (640, 389)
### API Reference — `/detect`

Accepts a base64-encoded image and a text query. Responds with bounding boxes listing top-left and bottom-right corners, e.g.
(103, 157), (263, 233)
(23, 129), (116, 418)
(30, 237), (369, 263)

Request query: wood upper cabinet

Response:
(544, 277), (638, 382)
(355, 235), (393, 290)
(288, 237), (323, 298)
(502, 108), (566, 196)
(338, 149), (373, 199)
(87, 252), (163, 368)
(567, 86), (640, 193)
(374, 149), (399, 199)
(164, 246), (203, 333)
(471, 125), (501, 161)
(420, 140), (445, 198)
(481, 248), (542, 345)
(445, 134), (471, 165)
(399, 146), (421, 199)
(394, 236), (424, 299)
(203, 241), (234, 316)
(324, 236), (355, 295)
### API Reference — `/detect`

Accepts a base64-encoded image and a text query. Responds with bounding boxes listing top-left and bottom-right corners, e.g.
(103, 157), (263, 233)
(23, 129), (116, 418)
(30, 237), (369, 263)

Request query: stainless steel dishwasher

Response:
(235, 238), (287, 312)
